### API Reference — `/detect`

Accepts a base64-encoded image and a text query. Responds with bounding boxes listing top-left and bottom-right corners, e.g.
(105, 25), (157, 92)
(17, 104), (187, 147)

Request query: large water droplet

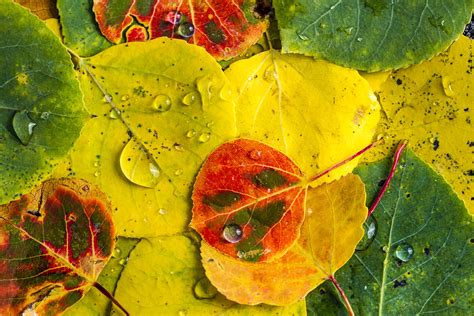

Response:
(182, 92), (200, 106)
(222, 223), (243, 243)
(395, 243), (414, 262)
(356, 216), (378, 251)
(120, 138), (161, 188)
(263, 65), (276, 82)
(193, 277), (218, 299)
(442, 76), (455, 97)
(152, 94), (172, 112)
(109, 109), (120, 119)
(12, 110), (36, 145)
(177, 22), (195, 38)
(198, 132), (211, 143)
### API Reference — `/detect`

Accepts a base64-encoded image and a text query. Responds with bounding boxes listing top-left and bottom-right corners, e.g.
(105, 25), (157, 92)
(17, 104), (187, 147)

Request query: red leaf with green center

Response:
(0, 179), (115, 315)
(92, 0), (268, 60)
(191, 139), (306, 262)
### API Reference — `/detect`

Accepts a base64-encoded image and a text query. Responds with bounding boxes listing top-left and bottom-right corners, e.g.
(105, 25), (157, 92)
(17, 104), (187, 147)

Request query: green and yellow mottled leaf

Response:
(0, 0), (86, 204)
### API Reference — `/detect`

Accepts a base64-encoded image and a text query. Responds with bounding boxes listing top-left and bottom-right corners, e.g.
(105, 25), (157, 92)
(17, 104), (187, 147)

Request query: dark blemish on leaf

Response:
(252, 169), (287, 189)
(27, 210), (41, 217)
(204, 21), (226, 44)
(469, 238), (474, 244)
(433, 138), (440, 151)
(319, 288), (327, 295)
(254, 0), (272, 18)
(203, 191), (241, 211)
(393, 280), (407, 288)
(378, 179), (386, 187)
(424, 247), (431, 255)
(465, 170), (474, 176)
(127, 130), (133, 138)
(396, 78), (403, 85)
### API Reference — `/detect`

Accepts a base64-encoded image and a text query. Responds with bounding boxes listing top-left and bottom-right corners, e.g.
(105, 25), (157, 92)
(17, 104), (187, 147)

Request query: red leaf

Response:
(93, 0), (268, 60)
(0, 179), (115, 315)
(191, 139), (306, 262)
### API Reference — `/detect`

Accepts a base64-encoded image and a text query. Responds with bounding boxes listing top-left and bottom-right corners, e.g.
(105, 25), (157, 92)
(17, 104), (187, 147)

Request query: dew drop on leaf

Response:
(121, 94), (130, 101)
(165, 10), (182, 24)
(12, 110), (36, 145)
(193, 277), (218, 299)
(395, 243), (414, 262)
(109, 109), (120, 119)
(441, 76), (455, 97)
(174, 169), (183, 176)
(177, 22), (195, 38)
(222, 223), (243, 243)
(119, 138), (161, 188)
(263, 65), (276, 82)
(356, 216), (378, 251)
(182, 91), (199, 106)
(248, 149), (262, 160)
(296, 30), (309, 41)
(198, 132), (211, 143)
(219, 83), (233, 101)
(186, 129), (196, 138)
(158, 208), (167, 215)
(152, 94), (172, 112)
(40, 111), (50, 120)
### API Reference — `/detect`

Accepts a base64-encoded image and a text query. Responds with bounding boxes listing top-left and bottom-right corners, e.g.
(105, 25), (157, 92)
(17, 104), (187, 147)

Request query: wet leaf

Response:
(191, 138), (306, 262)
(111, 235), (305, 315)
(58, 0), (112, 57)
(92, 0), (268, 60)
(0, 1), (86, 204)
(308, 149), (474, 314)
(225, 50), (380, 185)
(15, 0), (58, 19)
(201, 174), (367, 305)
(67, 38), (236, 238)
(0, 178), (115, 315)
(274, 0), (472, 72)
(364, 36), (474, 212)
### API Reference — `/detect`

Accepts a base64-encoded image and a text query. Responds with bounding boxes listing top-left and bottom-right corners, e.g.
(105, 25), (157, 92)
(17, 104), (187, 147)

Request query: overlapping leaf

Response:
(191, 138), (306, 262)
(92, 0), (268, 60)
(364, 36), (474, 212)
(0, 179), (115, 315)
(0, 1), (86, 204)
(202, 174), (367, 305)
(274, 0), (472, 72)
(308, 149), (474, 314)
(14, 0), (57, 19)
(225, 50), (380, 185)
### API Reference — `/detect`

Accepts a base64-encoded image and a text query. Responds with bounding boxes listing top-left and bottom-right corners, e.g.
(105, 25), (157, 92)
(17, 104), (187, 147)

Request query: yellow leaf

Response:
(63, 38), (237, 237)
(111, 235), (305, 315)
(225, 51), (380, 186)
(201, 174), (367, 305)
(364, 37), (474, 212)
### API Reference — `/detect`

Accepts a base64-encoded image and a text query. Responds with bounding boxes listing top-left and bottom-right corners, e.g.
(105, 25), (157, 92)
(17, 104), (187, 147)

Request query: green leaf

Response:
(0, 0), (86, 204)
(57, 0), (112, 57)
(274, 0), (472, 72)
(307, 149), (474, 315)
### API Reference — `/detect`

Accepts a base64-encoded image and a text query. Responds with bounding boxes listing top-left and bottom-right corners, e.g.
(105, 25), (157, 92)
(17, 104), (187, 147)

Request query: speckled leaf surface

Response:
(92, 0), (268, 60)
(0, 1), (86, 204)
(274, 0), (472, 72)
(201, 174), (367, 306)
(70, 38), (236, 238)
(308, 149), (474, 315)
(225, 50), (380, 186)
(0, 178), (115, 315)
(364, 36), (474, 212)
(191, 139), (305, 262)
(111, 235), (306, 315)
(58, 0), (112, 57)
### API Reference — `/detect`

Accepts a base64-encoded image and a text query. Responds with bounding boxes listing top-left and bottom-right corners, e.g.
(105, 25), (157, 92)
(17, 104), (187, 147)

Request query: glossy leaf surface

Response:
(308, 149), (474, 314)
(225, 50), (380, 186)
(364, 36), (474, 212)
(0, 1), (86, 204)
(93, 0), (268, 60)
(191, 138), (305, 262)
(274, 0), (472, 72)
(202, 174), (367, 305)
(0, 178), (115, 315)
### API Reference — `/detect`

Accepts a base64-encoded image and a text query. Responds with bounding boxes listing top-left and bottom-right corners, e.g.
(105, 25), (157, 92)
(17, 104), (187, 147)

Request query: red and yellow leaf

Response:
(191, 138), (306, 262)
(0, 179), (115, 315)
(201, 174), (367, 305)
(92, 0), (268, 60)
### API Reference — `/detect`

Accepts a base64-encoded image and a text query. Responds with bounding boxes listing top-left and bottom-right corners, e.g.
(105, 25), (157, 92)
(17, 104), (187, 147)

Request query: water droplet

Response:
(263, 65), (276, 82)
(94, 171), (100, 177)
(109, 109), (120, 119)
(344, 27), (354, 35)
(222, 223), (243, 243)
(174, 143), (184, 151)
(206, 121), (214, 128)
(357, 216), (378, 251)
(103, 94), (113, 103)
(319, 23), (328, 29)
(158, 208), (167, 215)
(182, 92), (199, 106)
(219, 83), (233, 101)
(178, 310), (188, 316)
(428, 15), (447, 32)
(296, 30), (309, 41)
(198, 132), (211, 143)
(186, 129), (196, 138)
(40, 112), (50, 120)
(12, 110), (36, 145)
(165, 10), (182, 24)
(248, 149), (262, 160)
(152, 94), (172, 112)
(93, 161), (99, 167)
(177, 22), (195, 38)
(395, 243), (414, 262)
(121, 94), (130, 101)
(193, 277), (218, 299)
(356, 37), (363, 42)
(119, 258), (128, 266)
(120, 138), (161, 188)
(442, 76), (455, 97)
(174, 169), (183, 176)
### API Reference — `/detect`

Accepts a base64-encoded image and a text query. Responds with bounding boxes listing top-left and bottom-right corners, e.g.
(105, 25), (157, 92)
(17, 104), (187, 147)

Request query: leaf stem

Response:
(308, 141), (379, 183)
(368, 140), (408, 217)
(329, 275), (354, 316)
(93, 282), (129, 316)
